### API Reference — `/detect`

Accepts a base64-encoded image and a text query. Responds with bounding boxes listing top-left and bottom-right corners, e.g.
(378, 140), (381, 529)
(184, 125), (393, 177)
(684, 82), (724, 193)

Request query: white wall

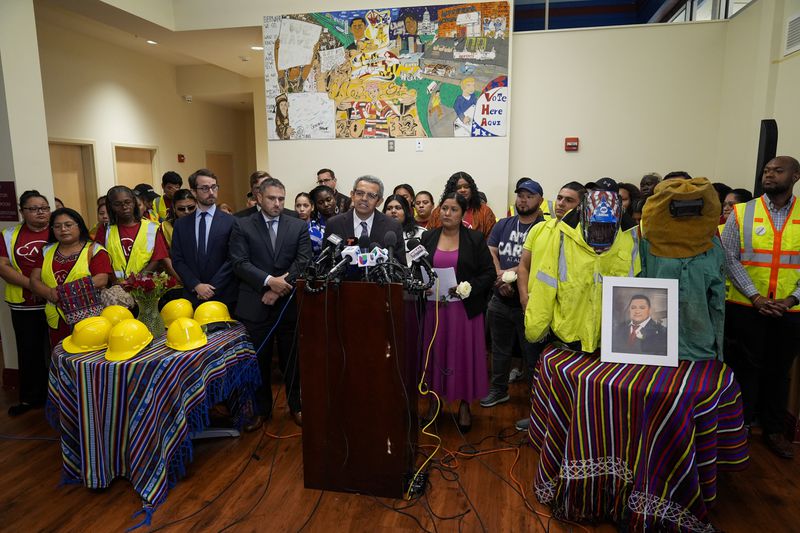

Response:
(773, 0), (800, 158)
(510, 21), (727, 199)
(36, 18), (252, 207)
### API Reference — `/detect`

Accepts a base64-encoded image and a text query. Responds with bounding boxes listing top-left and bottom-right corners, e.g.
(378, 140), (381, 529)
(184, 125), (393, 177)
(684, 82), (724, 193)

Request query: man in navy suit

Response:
(613, 294), (668, 355)
(230, 177), (312, 429)
(323, 175), (404, 266)
(170, 168), (236, 310)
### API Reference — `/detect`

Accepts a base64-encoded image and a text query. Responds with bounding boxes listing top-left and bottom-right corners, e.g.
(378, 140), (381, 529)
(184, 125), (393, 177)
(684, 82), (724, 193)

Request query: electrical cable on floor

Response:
(294, 490), (324, 533)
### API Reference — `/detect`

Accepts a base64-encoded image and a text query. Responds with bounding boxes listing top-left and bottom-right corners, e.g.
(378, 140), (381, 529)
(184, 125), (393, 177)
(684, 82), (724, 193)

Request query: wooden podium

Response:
(296, 281), (420, 499)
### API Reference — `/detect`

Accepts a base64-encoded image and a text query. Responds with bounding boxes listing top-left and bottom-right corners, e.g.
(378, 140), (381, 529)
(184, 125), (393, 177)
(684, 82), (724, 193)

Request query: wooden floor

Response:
(2, 380), (799, 532)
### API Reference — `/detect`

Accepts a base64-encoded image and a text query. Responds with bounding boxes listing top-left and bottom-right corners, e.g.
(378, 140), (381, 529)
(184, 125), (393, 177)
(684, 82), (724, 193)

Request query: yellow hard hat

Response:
(160, 298), (194, 328)
(63, 316), (113, 354)
(165, 317), (208, 351)
(105, 319), (153, 362)
(193, 301), (236, 327)
(101, 305), (134, 326)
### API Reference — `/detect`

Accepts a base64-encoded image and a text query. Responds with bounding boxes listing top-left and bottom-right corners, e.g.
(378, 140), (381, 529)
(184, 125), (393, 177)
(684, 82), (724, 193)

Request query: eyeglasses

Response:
(193, 185), (219, 193)
(53, 222), (77, 230)
(353, 190), (380, 200)
(175, 205), (196, 213)
(22, 206), (50, 213)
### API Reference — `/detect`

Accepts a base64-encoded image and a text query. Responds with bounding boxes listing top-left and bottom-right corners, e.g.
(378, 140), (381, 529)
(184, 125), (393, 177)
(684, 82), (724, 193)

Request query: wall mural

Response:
(263, 2), (510, 140)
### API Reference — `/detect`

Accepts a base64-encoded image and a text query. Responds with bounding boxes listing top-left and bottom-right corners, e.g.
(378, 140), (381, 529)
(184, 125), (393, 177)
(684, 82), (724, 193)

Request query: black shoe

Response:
(457, 421), (472, 434)
(243, 415), (265, 432)
(8, 403), (34, 417)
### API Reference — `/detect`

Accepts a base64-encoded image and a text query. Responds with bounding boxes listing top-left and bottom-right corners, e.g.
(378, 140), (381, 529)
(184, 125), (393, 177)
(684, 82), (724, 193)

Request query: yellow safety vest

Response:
(153, 196), (169, 222)
(525, 222), (641, 352)
(40, 242), (104, 328)
(508, 200), (554, 219)
(160, 220), (174, 248)
(105, 220), (158, 279)
(2, 224), (25, 304)
(718, 223), (733, 299)
(728, 196), (800, 311)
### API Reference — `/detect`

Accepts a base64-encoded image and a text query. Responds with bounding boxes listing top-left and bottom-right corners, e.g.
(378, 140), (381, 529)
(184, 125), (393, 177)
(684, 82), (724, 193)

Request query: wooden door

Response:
(49, 142), (91, 223)
(115, 146), (155, 190)
(205, 151), (236, 211)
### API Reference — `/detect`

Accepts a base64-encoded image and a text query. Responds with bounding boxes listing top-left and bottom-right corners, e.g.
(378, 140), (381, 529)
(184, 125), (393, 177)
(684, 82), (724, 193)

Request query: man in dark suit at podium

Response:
(323, 175), (404, 265)
(230, 176), (311, 430)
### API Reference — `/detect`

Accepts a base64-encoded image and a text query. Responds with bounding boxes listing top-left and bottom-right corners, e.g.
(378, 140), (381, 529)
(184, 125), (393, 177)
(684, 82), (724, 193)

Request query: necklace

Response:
(56, 244), (82, 262)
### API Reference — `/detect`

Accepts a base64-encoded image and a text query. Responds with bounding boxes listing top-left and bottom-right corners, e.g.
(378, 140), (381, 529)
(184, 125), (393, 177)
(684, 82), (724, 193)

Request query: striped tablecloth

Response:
(47, 323), (259, 523)
(528, 345), (749, 533)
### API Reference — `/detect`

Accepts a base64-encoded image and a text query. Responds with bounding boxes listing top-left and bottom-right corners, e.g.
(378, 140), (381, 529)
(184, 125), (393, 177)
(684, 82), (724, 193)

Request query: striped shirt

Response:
(721, 194), (800, 301)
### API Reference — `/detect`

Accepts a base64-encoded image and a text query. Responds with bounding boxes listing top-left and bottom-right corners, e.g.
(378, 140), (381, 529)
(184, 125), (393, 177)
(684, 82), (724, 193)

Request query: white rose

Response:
(455, 281), (472, 299)
(502, 270), (518, 284)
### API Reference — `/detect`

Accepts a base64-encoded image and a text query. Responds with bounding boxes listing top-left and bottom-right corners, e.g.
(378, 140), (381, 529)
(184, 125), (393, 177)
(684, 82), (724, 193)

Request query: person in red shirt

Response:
(30, 208), (113, 348)
(0, 191), (52, 416)
(95, 186), (170, 280)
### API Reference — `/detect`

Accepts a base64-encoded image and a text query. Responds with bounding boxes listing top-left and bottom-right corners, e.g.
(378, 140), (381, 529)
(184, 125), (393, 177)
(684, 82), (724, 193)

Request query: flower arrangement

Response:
(120, 272), (179, 337)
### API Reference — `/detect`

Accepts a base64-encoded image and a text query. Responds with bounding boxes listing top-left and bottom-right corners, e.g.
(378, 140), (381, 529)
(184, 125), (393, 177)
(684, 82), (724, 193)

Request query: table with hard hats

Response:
(46, 300), (260, 525)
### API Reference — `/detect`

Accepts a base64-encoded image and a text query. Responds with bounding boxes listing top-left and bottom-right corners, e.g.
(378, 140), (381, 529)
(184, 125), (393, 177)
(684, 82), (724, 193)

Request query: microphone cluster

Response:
(303, 232), (437, 294)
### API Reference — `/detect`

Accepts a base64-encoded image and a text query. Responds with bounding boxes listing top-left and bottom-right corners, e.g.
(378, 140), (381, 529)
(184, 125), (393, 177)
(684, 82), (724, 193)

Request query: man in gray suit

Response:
(230, 177), (312, 429)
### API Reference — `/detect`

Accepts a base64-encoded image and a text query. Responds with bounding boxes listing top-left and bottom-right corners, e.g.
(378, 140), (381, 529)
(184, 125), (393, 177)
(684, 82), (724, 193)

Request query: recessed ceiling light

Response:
(250, 45), (264, 51)
(146, 40), (158, 45)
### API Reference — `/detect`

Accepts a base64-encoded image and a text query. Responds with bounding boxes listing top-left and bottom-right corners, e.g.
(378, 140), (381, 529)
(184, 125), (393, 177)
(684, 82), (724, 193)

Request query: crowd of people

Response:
(2, 157), (799, 458)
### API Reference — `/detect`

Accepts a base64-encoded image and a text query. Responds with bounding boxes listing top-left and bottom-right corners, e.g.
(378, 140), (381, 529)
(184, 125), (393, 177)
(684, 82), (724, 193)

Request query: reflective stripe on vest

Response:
(558, 234), (568, 282)
(2, 225), (24, 303)
(729, 196), (800, 311)
(41, 242), (97, 328)
(154, 196), (168, 222)
(105, 221), (158, 278)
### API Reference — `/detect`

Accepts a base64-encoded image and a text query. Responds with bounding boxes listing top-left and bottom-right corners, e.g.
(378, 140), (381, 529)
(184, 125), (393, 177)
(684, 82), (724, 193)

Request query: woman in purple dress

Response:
(420, 193), (495, 432)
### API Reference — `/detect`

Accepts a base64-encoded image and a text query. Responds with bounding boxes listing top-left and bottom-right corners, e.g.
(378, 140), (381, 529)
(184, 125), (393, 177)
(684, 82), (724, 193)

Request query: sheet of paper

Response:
(319, 47), (346, 72)
(422, 267), (459, 302)
(287, 93), (336, 139)
(278, 19), (322, 70)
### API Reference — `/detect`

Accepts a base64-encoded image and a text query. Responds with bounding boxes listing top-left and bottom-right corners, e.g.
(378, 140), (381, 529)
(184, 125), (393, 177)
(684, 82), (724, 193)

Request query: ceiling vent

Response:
(786, 12), (800, 57)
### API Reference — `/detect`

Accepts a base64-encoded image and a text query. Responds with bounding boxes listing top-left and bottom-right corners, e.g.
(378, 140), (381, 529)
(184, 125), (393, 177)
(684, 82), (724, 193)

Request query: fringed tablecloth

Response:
(47, 323), (259, 527)
(527, 345), (749, 532)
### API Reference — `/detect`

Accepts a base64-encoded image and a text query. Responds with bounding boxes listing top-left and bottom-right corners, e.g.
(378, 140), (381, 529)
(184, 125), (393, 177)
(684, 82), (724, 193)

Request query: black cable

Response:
(294, 490), (324, 532)
(367, 494), (435, 533)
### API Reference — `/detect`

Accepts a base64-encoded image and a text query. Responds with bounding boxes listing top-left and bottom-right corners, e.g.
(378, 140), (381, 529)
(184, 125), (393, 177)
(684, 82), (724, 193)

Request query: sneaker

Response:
(515, 417), (530, 431)
(508, 368), (524, 383)
(480, 390), (510, 408)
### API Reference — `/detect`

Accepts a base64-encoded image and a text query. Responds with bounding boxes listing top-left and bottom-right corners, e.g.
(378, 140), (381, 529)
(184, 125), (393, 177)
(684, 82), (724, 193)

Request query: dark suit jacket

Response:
(420, 225), (495, 319)
(323, 209), (405, 264)
(613, 319), (668, 356)
(229, 211), (312, 322)
(234, 205), (299, 219)
(171, 208), (237, 308)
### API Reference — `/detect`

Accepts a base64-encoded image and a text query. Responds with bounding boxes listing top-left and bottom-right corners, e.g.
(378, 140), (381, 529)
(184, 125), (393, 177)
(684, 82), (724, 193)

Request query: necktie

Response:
(198, 212), (207, 258)
(268, 219), (277, 249)
(628, 324), (637, 346)
(359, 221), (368, 239)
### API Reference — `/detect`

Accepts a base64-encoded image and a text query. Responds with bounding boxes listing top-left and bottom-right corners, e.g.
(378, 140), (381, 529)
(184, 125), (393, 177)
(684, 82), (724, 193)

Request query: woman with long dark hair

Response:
(382, 194), (425, 265)
(428, 171), (496, 238)
(30, 208), (113, 347)
(420, 193), (495, 432)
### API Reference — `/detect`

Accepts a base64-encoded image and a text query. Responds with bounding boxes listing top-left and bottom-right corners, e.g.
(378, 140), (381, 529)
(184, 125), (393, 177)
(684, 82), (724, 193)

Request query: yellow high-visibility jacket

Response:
(525, 219), (641, 352)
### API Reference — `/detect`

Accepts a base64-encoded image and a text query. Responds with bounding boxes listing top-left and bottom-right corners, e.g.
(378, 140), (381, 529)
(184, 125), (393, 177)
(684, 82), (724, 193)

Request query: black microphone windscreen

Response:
(384, 231), (397, 248)
(358, 235), (370, 250)
(406, 237), (421, 249)
(369, 242), (380, 249)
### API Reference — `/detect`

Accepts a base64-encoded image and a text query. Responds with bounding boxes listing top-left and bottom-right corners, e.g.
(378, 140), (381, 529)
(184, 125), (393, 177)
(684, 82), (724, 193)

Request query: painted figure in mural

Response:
(275, 94), (293, 140)
(453, 77), (478, 137)
(347, 17), (368, 52)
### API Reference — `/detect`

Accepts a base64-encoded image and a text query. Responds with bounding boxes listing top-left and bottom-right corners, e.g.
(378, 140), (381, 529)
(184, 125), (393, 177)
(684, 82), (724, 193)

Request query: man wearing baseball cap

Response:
(481, 179), (546, 409)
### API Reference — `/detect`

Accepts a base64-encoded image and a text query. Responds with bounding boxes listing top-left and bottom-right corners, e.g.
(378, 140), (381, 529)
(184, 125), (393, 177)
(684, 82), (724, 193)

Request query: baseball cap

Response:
(515, 179), (543, 196)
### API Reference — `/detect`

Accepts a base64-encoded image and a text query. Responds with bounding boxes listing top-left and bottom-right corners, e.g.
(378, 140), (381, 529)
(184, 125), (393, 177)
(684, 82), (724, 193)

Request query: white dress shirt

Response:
(353, 211), (375, 238)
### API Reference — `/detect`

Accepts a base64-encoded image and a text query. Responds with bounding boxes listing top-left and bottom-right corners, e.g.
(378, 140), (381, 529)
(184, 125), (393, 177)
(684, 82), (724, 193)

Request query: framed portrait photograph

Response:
(601, 277), (679, 367)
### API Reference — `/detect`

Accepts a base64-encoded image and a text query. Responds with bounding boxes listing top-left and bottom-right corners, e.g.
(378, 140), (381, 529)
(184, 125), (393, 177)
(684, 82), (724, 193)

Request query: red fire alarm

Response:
(564, 137), (579, 152)
(177, 153), (185, 163)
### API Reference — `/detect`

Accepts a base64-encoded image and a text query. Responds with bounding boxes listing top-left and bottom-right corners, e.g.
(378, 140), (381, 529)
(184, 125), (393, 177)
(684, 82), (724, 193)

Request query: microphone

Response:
(328, 245), (360, 279)
(358, 234), (370, 253)
(384, 231), (398, 260)
(315, 233), (343, 267)
(407, 238), (434, 271)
